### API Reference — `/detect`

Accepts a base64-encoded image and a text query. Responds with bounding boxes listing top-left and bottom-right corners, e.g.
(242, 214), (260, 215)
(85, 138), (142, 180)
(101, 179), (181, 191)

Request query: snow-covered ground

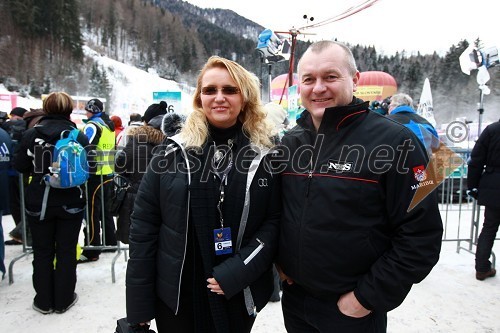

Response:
(1, 207), (499, 333)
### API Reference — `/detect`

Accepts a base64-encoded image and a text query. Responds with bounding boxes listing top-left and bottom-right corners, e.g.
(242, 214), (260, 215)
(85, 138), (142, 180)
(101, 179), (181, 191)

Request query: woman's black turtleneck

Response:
(208, 121), (242, 146)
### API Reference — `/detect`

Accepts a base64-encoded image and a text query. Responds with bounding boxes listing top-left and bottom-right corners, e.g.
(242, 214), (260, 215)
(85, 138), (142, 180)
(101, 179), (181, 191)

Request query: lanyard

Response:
(213, 139), (234, 229)
(216, 160), (233, 229)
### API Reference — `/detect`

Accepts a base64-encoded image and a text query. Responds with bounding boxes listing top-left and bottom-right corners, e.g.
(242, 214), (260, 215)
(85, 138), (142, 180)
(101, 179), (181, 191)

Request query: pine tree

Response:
(89, 64), (102, 97)
(440, 40), (470, 89)
(43, 77), (52, 95)
(406, 60), (422, 96)
(100, 67), (112, 105)
(88, 64), (112, 104)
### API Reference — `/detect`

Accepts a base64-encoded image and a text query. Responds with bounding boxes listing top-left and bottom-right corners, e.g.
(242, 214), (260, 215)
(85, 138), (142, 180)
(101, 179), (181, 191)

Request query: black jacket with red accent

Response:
(277, 98), (443, 313)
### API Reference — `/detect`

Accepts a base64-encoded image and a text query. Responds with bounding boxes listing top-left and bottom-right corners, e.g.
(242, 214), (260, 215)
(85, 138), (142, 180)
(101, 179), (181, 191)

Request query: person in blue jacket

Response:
(386, 93), (440, 156)
(0, 126), (13, 279)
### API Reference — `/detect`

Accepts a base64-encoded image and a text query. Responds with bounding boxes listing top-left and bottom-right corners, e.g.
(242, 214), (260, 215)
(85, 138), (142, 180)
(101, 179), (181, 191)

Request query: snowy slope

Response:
(1, 46), (194, 124)
(83, 46), (194, 122)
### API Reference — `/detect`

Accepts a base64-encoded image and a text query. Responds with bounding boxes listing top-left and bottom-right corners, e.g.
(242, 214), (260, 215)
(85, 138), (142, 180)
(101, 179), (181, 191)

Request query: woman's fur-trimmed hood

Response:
(127, 125), (165, 145)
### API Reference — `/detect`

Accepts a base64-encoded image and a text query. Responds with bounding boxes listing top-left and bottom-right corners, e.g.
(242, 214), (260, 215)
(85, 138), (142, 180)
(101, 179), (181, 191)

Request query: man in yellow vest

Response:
(79, 98), (116, 263)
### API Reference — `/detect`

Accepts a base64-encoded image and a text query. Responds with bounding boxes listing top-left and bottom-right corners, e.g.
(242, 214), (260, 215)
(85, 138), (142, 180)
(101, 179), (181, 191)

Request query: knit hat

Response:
(10, 107), (28, 118)
(142, 101), (168, 124)
(85, 98), (104, 114)
(161, 112), (186, 136)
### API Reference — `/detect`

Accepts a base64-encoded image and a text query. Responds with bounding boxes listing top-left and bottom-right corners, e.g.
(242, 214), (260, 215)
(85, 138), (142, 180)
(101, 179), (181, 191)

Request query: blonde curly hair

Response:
(180, 56), (273, 148)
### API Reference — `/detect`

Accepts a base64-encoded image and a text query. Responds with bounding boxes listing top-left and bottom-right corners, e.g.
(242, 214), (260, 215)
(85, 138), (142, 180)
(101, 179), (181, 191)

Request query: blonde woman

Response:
(126, 56), (281, 332)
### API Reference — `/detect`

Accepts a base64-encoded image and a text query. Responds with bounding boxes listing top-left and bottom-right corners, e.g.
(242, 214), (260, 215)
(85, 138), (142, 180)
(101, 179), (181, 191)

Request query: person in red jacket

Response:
(110, 115), (124, 139)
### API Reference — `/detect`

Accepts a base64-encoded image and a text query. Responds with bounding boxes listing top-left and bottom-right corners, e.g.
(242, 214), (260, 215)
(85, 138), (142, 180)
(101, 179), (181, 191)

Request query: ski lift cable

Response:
(267, 0), (381, 105)
(299, 0), (379, 30)
(302, 0), (380, 29)
(298, 0), (381, 31)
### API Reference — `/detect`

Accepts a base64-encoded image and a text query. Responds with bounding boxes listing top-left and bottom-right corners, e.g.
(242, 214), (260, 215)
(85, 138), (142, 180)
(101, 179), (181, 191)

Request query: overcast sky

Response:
(185, 0), (500, 56)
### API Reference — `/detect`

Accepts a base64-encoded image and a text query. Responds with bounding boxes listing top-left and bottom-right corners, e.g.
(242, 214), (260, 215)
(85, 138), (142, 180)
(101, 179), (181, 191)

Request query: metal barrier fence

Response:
(8, 173), (129, 284)
(437, 147), (496, 268)
(7, 148), (497, 284)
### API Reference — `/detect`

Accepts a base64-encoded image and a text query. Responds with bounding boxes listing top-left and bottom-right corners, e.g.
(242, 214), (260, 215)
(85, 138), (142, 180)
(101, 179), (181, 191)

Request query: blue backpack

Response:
(44, 128), (89, 188)
(40, 128), (88, 220)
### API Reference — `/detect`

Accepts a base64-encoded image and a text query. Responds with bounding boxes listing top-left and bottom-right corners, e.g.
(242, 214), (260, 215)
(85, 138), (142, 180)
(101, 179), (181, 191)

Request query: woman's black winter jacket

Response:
(125, 135), (281, 324)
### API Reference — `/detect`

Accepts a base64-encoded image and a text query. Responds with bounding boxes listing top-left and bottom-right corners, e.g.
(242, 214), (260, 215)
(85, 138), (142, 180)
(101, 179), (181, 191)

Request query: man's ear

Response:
(352, 71), (360, 92)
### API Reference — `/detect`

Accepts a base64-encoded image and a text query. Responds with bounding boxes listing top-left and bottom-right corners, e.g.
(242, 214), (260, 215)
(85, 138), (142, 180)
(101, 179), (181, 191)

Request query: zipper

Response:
(243, 238), (264, 265)
(175, 143), (190, 316)
(305, 133), (323, 197)
(300, 133), (322, 281)
(306, 169), (313, 197)
(176, 190), (190, 315)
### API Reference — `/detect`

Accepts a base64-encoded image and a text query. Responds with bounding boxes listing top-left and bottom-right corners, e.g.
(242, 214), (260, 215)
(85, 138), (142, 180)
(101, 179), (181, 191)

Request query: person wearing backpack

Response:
(79, 98), (116, 263)
(13, 92), (89, 314)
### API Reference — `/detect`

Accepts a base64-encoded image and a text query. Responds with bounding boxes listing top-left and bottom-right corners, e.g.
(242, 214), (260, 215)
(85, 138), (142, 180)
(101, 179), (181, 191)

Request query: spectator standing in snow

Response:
(79, 98), (116, 263)
(2, 107), (28, 245)
(467, 119), (500, 281)
(5, 108), (46, 246)
(113, 102), (172, 244)
(276, 40), (443, 332)
(14, 92), (88, 314)
(116, 113), (144, 149)
(125, 56), (280, 333)
(0, 126), (13, 279)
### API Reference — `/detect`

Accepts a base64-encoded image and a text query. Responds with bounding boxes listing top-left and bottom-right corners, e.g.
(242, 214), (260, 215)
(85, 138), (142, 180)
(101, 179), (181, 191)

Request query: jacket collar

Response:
(297, 97), (369, 132)
(391, 105), (415, 114)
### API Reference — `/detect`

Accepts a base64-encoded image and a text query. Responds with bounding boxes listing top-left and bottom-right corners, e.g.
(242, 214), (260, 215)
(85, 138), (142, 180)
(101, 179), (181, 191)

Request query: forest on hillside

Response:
(0, 0), (498, 125)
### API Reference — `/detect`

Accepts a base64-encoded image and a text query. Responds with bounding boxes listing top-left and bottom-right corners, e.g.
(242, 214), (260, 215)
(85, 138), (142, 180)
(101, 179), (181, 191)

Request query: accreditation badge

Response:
(213, 227), (232, 255)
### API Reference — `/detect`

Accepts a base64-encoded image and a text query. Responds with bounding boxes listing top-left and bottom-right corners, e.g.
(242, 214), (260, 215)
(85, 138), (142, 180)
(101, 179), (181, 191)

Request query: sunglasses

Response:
(201, 86), (240, 95)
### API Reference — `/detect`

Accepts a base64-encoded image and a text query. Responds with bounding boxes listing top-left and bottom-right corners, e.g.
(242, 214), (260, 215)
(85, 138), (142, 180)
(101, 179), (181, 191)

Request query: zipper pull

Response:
(306, 170), (313, 197)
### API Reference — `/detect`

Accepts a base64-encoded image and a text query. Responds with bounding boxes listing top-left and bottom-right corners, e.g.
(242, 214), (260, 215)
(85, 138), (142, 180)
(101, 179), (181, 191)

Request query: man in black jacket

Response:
(467, 119), (500, 281)
(277, 40), (443, 332)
